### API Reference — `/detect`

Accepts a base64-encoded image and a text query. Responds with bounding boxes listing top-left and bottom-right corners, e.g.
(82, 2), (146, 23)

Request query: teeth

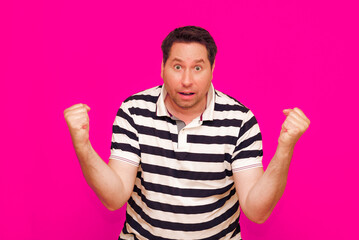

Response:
(181, 93), (194, 95)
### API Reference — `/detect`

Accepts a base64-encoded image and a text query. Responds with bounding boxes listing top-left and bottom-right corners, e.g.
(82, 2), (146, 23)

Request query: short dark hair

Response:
(161, 26), (217, 68)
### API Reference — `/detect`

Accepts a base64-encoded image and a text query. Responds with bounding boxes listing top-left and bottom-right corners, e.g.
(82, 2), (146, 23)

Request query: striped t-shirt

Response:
(110, 84), (263, 240)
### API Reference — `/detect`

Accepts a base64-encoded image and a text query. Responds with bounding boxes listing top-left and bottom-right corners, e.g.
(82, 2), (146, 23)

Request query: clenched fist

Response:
(279, 107), (310, 148)
(64, 103), (91, 149)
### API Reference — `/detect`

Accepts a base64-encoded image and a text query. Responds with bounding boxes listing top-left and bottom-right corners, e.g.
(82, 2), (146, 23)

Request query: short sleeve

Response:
(109, 103), (141, 166)
(231, 110), (263, 172)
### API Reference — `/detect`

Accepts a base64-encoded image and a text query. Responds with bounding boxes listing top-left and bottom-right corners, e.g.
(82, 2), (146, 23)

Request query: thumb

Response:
(82, 104), (91, 130)
(283, 109), (292, 116)
(83, 104), (91, 112)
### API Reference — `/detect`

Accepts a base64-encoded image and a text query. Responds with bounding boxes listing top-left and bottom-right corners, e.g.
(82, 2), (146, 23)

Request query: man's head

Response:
(160, 26), (217, 117)
(161, 26), (217, 68)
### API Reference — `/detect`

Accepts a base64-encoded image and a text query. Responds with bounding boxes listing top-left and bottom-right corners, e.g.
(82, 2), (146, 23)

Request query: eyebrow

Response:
(194, 59), (205, 64)
(171, 58), (205, 64)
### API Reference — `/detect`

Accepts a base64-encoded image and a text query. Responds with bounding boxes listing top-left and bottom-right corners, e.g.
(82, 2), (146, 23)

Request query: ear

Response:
(211, 60), (215, 74)
(161, 60), (164, 79)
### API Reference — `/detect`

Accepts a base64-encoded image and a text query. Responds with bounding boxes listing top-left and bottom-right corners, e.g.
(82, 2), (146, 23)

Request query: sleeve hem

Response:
(109, 155), (139, 167)
(232, 163), (263, 172)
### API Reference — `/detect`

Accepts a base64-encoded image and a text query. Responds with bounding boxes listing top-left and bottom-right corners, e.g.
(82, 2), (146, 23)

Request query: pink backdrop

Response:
(1, 0), (358, 239)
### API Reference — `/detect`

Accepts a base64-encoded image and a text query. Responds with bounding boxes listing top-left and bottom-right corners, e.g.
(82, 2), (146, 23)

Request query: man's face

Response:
(161, 42), (214, 113)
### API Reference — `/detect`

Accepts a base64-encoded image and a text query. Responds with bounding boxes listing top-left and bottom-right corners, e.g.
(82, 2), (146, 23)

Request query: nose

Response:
(181, 69), (193, 87)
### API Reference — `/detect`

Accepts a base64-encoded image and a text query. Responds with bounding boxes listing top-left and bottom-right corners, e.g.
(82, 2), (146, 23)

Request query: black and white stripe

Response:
(110, 84), (263, 240)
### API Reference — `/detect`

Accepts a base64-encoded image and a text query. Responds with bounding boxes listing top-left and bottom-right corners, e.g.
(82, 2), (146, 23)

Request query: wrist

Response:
(73, 140), (92, 158)
(276, 143), (294, 159)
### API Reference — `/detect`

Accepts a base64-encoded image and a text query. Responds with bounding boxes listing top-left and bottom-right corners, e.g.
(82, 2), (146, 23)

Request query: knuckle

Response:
(294, 107), (301, 113)
(288, 111), (296, 117)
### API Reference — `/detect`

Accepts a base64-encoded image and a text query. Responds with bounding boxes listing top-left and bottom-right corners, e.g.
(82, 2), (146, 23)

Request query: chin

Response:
(182, 102), (199, 110)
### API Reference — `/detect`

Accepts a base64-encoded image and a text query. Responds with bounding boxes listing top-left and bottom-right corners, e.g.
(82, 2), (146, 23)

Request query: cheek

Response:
(165, 71), (181, 82)
(197, 73), (212, 87)
(164, 77), (178, 92)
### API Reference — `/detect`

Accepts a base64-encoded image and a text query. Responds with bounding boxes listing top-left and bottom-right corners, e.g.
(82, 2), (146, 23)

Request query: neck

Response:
(164, 95), (207, 125)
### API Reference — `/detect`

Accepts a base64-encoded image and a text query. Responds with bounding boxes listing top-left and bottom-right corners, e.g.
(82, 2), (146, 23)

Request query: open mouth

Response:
(180, 92), (195, 96)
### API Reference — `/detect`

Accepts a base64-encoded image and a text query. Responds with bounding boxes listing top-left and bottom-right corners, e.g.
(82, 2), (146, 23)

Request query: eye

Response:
(195, 66), (202, 71)
(174, 65), (182, 70)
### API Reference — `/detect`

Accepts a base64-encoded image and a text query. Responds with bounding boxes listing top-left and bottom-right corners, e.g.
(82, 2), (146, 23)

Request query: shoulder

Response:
(117, 85), (162, 119)
(122, 85), (162, 105)
(213, 89), (251, 115)
(118, 86), (161, 110)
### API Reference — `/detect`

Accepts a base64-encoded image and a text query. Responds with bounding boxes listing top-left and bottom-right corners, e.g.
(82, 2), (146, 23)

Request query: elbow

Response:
(250, 215), (269, 224)
(242, 198), (275, 224)
(99, 191), (131, 211)
(101, 200), (124, 211)
(245, 210), (272, 224)
(105, 205), (120, 211)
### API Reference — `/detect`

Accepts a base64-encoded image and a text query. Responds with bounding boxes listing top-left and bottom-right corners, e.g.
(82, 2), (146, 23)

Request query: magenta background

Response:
(1, 0), (358, 239)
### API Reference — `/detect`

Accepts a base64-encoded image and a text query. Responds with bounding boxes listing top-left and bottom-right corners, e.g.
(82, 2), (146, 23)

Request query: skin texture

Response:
(161, 42), (214, 124)
(64, 42), (310, 223)
(234, 108), (310, 223)
(64, 103), (137, 210)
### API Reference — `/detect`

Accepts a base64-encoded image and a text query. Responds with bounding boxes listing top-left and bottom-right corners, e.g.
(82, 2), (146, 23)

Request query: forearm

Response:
(74, 142), (128, 210)
(244, 144), (293, 223)
(237, 108), (310, 223)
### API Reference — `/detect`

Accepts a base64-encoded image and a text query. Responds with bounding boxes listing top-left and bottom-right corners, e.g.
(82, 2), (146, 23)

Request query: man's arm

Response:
(234, 107), (310, 223)
(64, 104), (138, 211)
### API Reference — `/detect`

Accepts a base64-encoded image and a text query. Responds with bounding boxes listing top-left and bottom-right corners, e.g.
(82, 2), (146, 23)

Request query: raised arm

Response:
(64, 103), (138, 210)
(234, 107), (310, 223)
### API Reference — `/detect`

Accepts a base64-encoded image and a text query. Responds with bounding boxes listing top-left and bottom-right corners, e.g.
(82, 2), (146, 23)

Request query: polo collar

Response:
(156, 84), (215, 121)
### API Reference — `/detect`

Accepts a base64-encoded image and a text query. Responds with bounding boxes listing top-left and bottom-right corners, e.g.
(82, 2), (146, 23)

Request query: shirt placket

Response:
(177, 118), (203, 150)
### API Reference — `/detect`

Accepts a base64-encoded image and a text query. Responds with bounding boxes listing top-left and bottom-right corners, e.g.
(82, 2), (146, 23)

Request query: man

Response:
(64, 26), (310, 239)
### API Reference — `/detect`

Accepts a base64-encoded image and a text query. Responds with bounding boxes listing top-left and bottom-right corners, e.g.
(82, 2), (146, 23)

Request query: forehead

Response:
(168, 42), (209, 62)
